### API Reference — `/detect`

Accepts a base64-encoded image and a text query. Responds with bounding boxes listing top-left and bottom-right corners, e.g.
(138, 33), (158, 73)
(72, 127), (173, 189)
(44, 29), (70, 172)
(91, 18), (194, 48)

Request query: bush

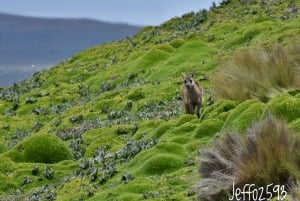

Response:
(5, 134), (72, 164)
(198, 115), (300, 201)
(212, 44), (300, 102)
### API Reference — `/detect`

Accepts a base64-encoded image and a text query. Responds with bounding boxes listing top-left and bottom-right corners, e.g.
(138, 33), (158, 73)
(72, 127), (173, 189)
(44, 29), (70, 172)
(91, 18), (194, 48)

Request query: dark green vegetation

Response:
(0, 0), (300, 200)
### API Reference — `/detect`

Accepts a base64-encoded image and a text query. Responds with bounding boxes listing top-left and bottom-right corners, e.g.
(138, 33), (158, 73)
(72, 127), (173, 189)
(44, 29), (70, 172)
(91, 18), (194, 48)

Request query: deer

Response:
(181, 72), (203, 118)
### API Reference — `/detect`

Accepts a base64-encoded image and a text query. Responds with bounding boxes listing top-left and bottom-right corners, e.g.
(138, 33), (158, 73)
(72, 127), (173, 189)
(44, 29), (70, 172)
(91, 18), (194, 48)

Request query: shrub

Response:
(198, 115), (300, 201)
(212, 44), (300, 102)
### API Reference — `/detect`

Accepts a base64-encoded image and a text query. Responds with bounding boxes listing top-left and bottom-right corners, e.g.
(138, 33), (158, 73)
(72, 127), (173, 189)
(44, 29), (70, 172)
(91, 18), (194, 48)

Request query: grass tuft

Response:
(198, 115), (300, 201)
(213, 44), (300, 102)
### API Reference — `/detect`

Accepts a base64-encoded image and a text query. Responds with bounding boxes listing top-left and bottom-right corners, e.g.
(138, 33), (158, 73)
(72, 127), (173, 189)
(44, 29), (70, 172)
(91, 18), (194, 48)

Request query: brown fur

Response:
(181, 72), (203, 118)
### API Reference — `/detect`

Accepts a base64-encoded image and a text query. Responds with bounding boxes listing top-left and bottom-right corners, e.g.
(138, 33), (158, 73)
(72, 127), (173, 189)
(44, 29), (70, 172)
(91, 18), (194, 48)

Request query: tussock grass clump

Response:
(213, 44), (300, 102)
(292, 182), (300, 201)
(198, 115), (300, 201)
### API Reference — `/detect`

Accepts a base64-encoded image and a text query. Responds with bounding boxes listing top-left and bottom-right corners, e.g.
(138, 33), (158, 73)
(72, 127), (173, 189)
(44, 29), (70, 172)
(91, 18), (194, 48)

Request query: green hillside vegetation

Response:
(0, 0), (300, 200)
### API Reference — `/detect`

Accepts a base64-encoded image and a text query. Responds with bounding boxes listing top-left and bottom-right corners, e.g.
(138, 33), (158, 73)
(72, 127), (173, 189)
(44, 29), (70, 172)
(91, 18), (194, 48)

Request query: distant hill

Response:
(0, 13), (142, 86)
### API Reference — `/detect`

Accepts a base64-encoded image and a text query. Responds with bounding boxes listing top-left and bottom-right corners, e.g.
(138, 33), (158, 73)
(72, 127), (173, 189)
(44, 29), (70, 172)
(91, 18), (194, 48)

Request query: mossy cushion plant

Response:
(222, 99), (265, 132)
(267, 93), (300, 123)
(138, 153), (184, 175)
(4, 133), (72, 164)
(128, 142), (187, 175)
(200, 99), (237, 120)
(193, 118), (224, 139)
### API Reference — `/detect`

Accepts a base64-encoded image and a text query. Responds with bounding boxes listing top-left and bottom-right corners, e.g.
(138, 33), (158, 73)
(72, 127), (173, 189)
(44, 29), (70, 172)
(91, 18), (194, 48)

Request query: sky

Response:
(0, 0), (220, 26)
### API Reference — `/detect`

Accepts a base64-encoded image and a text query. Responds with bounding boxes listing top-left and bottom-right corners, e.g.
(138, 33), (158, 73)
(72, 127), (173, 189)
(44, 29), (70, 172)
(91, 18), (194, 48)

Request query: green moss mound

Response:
(5, 134), (72, 164)
(149, 121), (174, 139)
(138, 154), (184, 175)
(267, 93), (300, 122)
(128, 142), (187, 176)
(172, 122), (198, 135)
(155, 142), (187, 156)
(156, 44), (175, 53)
(223, 100), (265, 132)
(175, 114), (197, 126)
(193, 118), (224, 139)
(170, 39), (186, 48)
(201, 100), (237, 121)
(89, 182), (154, 201)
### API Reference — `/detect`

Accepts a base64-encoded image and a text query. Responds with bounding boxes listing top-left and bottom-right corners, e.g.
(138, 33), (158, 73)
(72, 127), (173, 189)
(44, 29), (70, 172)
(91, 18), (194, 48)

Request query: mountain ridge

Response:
(0, 12), (142, 86)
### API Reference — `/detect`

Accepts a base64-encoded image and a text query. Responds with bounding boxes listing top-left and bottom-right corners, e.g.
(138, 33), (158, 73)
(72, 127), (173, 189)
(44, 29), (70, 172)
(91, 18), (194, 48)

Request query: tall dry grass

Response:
(213, 44), (300, 102)
(292, 182), (300, 201)
(197, 115), (300, 201)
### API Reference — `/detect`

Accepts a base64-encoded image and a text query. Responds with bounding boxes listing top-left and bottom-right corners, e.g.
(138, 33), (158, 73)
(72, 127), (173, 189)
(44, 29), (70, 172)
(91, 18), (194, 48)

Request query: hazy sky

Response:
(0, 0), (220, 25)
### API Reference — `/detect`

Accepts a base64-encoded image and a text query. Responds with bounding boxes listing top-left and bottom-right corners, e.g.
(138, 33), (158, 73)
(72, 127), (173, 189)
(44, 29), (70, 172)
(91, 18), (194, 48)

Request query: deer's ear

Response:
(181, 73), (186, 79)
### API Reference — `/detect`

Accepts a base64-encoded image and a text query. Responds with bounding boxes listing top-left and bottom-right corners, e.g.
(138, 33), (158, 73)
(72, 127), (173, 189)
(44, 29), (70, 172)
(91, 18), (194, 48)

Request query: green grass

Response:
(0, 0), (299, 200)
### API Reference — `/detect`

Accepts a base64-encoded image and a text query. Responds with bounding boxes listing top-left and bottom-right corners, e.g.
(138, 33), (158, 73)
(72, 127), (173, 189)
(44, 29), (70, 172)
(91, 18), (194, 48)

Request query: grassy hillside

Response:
(0, 0), (300, 200)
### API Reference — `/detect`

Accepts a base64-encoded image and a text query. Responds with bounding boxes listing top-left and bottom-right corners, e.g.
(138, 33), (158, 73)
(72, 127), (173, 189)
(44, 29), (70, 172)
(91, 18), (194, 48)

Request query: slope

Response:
(0, 0), (299, 200)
